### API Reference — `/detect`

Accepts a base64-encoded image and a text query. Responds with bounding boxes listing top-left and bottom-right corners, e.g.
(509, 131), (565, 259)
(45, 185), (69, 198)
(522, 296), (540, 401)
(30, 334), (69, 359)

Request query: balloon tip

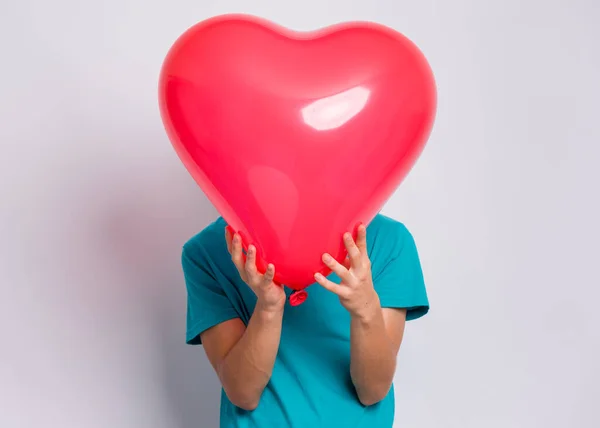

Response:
(289, 290), (308, 306)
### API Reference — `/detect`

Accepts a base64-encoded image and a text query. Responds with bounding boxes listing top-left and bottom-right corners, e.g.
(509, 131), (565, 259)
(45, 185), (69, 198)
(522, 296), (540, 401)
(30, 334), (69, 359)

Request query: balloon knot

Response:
(289, 290), (308, 306)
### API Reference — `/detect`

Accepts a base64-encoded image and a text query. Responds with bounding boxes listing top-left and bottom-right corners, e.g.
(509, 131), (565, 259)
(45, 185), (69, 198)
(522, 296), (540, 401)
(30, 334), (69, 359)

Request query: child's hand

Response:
(226, 227), (286, 313)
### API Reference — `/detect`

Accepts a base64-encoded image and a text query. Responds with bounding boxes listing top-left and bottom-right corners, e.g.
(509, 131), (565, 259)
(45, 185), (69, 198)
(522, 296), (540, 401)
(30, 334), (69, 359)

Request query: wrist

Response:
(351, 291), (382, 324)
(255, 299), (285, 318)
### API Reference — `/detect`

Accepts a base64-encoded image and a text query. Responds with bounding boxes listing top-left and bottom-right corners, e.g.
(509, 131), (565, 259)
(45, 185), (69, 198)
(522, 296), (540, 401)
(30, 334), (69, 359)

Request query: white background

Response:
(1, 1), (599, 427)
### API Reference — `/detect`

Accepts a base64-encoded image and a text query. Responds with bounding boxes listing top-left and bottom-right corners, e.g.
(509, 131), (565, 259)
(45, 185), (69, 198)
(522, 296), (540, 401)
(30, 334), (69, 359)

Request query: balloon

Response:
(159, 14), (436, 299)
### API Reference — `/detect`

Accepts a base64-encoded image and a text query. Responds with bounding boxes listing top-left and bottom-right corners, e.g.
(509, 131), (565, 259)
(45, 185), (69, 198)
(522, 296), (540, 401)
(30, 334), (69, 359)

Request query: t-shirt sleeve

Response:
(372, 224), (429, 321)
(182, 244), (240, 345)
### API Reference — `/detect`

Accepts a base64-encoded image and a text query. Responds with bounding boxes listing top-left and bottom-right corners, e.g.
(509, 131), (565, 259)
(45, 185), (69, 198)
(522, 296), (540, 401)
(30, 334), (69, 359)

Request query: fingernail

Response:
(248, 245), (255, 254)
(344, 233), (352, 241)
(314, 273), (323, 280)
(322, 254), (332, 263)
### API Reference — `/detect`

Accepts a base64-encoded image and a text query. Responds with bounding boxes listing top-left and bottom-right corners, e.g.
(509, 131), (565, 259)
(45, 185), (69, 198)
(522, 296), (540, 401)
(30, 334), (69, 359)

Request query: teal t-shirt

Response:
(182, 214), (429, 428)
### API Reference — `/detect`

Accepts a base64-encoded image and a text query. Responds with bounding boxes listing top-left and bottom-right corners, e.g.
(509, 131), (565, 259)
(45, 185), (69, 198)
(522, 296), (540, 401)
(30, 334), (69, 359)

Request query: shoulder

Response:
(182, 217), (228, 264)
(368, 213), (410, 234)
(367, 214), (414, 249)
(366, 214), (418, 267)
(183, 217), (226, 250)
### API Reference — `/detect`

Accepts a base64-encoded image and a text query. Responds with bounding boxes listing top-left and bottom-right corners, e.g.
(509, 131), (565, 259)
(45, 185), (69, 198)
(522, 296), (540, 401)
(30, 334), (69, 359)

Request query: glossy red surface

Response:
(159, 14), (436, 290)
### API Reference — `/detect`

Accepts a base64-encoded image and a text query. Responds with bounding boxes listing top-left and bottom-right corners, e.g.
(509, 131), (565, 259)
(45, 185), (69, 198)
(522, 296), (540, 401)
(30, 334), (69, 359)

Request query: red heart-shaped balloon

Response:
(159, 14), (436, 290)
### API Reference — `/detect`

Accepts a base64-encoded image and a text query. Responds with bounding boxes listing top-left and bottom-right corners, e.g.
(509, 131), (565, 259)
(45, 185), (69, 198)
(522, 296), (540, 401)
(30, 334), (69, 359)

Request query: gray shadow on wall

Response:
(96, 150), (223, 428)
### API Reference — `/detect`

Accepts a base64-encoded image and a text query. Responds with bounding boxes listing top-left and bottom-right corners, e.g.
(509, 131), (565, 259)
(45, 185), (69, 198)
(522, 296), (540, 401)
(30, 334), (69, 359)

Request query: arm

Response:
(200, 227), (286, 411)
(350, 304), (406, 405)
(314, 225), (407, 406)
(201, 303), (283, 411)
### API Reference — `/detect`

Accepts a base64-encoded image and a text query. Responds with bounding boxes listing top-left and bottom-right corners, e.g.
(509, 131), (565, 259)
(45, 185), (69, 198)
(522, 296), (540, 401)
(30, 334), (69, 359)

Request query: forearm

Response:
(350, 297), (397, 406)
(218, 303), (283, 410)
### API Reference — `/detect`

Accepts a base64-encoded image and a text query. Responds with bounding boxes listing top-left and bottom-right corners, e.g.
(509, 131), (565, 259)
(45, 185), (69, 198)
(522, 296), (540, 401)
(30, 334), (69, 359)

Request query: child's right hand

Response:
(225, 227), (286, 313)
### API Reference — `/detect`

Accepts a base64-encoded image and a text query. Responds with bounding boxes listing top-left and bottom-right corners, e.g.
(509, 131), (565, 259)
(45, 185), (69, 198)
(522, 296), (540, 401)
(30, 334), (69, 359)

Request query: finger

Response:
(231, 233), (246, 272)
(355, 224), (367, 253)
(314, 272), (349, 298)
(343, 232), (362, 267)
(343, 255), (351, 270)
(245, 245), (259, 278)
(262, 263), (275, 284)
(225, 227), (233, 254)
(322, 253), (353, 283)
